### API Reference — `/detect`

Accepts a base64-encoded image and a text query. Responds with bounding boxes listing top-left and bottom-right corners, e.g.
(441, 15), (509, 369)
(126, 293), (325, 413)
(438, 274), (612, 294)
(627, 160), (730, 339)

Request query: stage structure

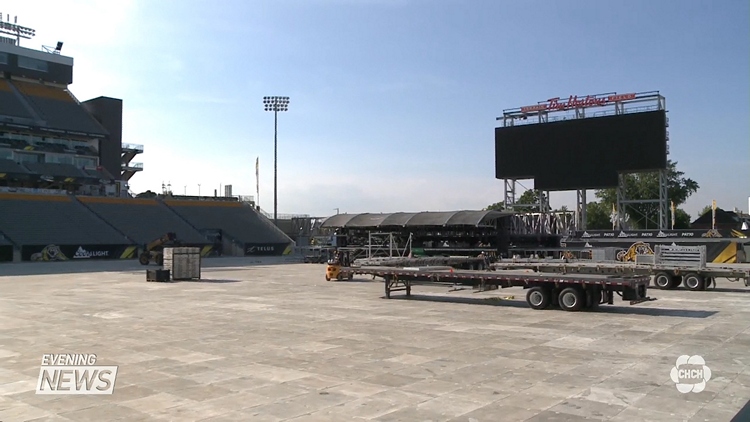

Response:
(496, 91), (669, 230)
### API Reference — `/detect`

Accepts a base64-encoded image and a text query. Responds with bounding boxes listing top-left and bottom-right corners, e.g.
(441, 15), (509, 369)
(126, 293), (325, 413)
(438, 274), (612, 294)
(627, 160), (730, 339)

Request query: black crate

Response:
(146, 269), (171, 282)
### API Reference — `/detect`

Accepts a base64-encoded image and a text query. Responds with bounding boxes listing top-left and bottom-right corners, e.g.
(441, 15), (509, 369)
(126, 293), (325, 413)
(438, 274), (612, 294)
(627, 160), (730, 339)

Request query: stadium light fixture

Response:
(263, 96), (290, 226)
(0, 14), (36, 46)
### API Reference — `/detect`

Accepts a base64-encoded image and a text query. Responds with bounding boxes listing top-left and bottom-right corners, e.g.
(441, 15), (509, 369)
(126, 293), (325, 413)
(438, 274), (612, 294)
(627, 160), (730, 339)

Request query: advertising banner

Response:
(21, 244), (134, 262)
(244, 243), (289, 256)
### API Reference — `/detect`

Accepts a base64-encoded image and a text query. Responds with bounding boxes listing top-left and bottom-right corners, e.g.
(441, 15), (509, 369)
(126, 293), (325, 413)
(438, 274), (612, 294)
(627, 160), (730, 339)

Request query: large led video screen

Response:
(495, 110), (667, 190)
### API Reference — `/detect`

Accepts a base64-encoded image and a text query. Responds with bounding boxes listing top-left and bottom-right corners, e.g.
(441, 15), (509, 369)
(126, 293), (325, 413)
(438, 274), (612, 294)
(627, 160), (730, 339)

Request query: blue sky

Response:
(15, 0), (749, 217)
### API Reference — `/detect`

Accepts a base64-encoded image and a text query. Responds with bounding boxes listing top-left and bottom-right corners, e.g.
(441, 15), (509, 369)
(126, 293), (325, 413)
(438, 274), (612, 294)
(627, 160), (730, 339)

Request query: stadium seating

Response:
(12, 80), (107, 135)
(0, 158), (30, 174)
(0, 233), (12, 245)
(0, 193), (129, 245)
(0, 79), (35, 120)
(77, 197), (209, 245)
(163, 200), (292, 245)
(23, 162), (87, 179)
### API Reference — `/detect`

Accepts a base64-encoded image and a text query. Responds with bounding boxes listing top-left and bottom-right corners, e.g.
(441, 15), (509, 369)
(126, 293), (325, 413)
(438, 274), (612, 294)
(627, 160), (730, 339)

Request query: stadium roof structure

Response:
(320, 210), (514, 229)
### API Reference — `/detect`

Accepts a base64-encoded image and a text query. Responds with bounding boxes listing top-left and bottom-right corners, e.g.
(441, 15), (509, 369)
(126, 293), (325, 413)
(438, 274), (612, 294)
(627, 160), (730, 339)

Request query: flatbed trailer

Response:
(491, 259), (750, 291)
(352, 255), (490, 269)
(338, 266), (654, 312)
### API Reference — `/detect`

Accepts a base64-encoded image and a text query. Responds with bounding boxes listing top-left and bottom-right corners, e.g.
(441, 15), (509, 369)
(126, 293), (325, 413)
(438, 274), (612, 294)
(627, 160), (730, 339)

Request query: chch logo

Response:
(670, 355), (711, 393)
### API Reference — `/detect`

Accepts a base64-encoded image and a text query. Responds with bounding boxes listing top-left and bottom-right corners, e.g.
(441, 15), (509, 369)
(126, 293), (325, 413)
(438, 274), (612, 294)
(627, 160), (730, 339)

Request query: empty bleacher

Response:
(23, 162), (87, 179)
(0, 193), (129, 246)
(164, 200), (293, 245)
(0, 79), (34, 120)
(77, 197), (209, 245)
(12, 80), (108, 135)
(0, 158), (30, 175)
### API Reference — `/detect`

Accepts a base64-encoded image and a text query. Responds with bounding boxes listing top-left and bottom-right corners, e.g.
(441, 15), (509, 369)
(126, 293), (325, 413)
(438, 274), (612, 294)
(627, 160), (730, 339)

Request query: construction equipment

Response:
(325, 250), (354, 281)
(139, 232), (180, 266)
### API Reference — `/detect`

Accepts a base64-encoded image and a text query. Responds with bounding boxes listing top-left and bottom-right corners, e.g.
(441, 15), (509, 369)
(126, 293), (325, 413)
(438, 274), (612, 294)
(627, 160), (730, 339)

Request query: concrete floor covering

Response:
(0, 257), (749, 421)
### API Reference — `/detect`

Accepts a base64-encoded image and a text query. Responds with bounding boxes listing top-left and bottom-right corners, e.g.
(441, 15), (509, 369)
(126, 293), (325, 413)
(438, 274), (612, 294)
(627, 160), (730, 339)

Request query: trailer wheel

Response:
(558, 287), (584, 312)
(138, 252), (150, 265)
(526, 287), (551, 310)
(683, 273), (705, 291)
(653, 272), (672, 289)
(704, 277), (714, 289)
(585, 287), (601, 309)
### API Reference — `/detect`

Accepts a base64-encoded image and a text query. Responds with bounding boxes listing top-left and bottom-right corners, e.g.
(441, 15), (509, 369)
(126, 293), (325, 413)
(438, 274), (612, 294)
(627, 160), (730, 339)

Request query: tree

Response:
(513, 190), (548, 212)
(698, 205), (712, 218)
(671, 208), (692, 229)
(586, 201), (614, 230)
(484, 202), (505, 211)
(485, 190), (548, 212)
(594, 160), (698, 229)
(136, 190), (157, 198)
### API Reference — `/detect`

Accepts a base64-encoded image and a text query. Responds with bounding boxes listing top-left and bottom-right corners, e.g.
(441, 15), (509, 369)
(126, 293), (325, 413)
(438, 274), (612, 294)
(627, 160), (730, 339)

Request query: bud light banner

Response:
(572, 229), (730, 240)
(244, 243), (288, 256)
(20, 244), (133, 262)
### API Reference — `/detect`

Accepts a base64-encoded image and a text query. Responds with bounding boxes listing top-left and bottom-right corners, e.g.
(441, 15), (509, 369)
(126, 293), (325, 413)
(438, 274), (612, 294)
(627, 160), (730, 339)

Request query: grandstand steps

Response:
(241, 202), (295, 245)
(72, 196), (136, 245)
(0, 228), (19, 247)
(155, 198), (221, 246)
(0, 192), (131, 246)
(76, 196), (209, 246)
(5, 79), (43, 124)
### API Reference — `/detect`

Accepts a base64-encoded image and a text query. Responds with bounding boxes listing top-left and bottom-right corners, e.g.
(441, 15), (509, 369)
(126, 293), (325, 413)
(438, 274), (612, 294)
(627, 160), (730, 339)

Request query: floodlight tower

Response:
(263, 96), (290, 226)
(0, 14), (36, 46)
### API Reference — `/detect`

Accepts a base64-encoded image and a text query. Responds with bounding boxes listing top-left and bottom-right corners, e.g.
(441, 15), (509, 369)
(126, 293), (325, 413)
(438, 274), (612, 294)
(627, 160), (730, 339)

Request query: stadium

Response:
(2, 7), (750, 422)
(0, 38), (294, 264)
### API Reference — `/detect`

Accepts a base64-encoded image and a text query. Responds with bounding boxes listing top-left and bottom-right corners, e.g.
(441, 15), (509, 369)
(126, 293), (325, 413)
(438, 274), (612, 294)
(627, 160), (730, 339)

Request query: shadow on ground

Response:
(0, 256), (304, 277)
(387, 294), (718, 318)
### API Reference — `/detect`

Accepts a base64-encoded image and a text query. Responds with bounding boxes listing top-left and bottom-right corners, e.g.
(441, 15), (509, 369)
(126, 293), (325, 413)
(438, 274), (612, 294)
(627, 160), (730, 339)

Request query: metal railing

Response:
(655, 245), (706, 268)
(121, 143), (144, 152)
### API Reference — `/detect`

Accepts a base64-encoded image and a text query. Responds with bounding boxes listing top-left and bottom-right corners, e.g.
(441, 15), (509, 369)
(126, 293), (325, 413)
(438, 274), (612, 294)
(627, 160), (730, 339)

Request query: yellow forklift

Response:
(325, 249), (354, 281)
(139, 232), (180, 266)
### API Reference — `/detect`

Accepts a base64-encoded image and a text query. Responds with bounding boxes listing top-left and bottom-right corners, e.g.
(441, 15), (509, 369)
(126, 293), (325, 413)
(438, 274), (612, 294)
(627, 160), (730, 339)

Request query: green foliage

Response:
(484, 190), (548, 212)
(699, 205), (712, 218)
(671, 208), (692, 229)
(594, 160), (698, 229)
(136, 190), (157, 198)
(484, 201), (505, 211)
(514, 190), (548, 212)
(586, 201), (614, 230)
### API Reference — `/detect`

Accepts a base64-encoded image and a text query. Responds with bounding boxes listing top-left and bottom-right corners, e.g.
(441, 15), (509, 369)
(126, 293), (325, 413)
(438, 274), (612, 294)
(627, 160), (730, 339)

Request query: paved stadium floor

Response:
(1, 257), (749, 421)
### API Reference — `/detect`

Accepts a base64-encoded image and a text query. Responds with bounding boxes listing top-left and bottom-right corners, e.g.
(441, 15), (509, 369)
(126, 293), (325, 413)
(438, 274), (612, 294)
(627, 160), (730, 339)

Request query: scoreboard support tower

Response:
(497, 91), (669, 231)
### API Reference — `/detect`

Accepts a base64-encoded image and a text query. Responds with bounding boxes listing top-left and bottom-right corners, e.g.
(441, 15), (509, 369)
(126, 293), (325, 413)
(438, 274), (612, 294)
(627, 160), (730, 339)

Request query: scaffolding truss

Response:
(497, 91), (669, 231)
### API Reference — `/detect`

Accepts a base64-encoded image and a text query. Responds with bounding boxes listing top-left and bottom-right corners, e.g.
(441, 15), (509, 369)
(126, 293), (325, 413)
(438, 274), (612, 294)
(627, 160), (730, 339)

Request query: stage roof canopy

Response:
(320, 210), (513, 229)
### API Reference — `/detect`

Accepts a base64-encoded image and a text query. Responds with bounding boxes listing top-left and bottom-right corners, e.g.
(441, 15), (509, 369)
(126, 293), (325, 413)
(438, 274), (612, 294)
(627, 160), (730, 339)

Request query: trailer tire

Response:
(654, 272), (672, 289)
(704, 277), (714, 289)
(683, 273), (705, 291)
(559, 287), (584, 312)
(526, 287), (551, 310)
(585, 287), (601, 309)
